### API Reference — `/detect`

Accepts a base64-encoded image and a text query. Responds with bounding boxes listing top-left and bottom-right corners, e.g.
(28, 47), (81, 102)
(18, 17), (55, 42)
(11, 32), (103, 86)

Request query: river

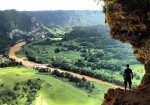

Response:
(8, 41), (124, 89)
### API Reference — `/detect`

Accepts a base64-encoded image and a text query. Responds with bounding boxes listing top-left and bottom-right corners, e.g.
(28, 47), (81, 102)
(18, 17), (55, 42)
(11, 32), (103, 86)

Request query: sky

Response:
(0, 0), (104, 11)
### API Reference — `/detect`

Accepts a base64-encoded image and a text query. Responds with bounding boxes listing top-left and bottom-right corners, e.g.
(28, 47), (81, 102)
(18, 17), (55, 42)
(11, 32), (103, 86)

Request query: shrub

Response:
(54, 48), (61, 53)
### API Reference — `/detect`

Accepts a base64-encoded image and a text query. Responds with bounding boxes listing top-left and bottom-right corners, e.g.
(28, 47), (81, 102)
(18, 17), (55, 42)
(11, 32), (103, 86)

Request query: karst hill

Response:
(102, 0), (150, 105)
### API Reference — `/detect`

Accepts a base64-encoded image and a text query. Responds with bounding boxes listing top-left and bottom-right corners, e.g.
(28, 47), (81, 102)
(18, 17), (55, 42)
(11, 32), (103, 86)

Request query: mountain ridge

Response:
(23, 10), (105, 27)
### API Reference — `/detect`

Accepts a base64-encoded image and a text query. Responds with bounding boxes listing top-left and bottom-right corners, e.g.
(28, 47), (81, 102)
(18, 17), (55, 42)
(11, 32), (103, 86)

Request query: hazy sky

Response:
(0, 0), (104, 11)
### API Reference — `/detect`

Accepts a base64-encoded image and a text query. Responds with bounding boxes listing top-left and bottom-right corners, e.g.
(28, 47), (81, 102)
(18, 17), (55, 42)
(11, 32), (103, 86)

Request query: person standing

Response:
(123, 64), (133, 91)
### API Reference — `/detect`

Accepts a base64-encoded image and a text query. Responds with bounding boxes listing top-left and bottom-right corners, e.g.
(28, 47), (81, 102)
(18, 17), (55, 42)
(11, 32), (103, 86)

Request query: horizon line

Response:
(0, 9), (103, 12)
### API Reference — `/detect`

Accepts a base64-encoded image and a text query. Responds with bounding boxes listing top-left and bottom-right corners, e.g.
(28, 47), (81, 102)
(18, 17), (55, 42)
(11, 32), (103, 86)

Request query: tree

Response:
(82, 77), (86, 82)
(13, 85), (20, 91)
(54, 48), (61, 53)
(85, 82), (90, 89)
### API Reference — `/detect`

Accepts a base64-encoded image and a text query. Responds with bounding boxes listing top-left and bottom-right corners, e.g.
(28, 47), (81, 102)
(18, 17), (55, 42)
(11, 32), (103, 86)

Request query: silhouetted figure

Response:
(123, 64), (133, 91)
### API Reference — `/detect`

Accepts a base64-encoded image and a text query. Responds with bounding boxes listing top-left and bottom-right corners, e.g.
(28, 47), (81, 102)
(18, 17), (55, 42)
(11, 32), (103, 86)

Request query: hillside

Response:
(0, 10), (51, 56)
(0, 67), (113, 105)
(23, 10), (105, 27)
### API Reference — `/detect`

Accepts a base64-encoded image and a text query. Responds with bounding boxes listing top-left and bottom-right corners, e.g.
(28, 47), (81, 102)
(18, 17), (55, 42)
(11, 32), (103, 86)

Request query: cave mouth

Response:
(101, 0), (150, 86)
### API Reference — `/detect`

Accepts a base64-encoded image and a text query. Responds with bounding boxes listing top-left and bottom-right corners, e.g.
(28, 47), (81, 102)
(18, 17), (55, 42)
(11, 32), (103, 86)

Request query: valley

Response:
(9, 41), (123, 89)
(16, 25), (144, 87)
(0, 42), (114, 105)
(0, 10), (145, 105)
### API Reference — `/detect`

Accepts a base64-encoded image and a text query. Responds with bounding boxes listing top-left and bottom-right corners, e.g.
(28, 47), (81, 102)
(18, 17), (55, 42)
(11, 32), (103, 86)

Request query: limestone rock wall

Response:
(104, 0), (150, 81)
(102, 0), (150, 104)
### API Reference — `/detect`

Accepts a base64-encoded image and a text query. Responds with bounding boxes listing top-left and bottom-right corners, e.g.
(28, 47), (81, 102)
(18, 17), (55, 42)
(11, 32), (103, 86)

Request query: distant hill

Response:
(0, 10), (50, 55)
(0, 9), (36, 34)
(23, 10), (105, 27)
(0, 9), (33, 55)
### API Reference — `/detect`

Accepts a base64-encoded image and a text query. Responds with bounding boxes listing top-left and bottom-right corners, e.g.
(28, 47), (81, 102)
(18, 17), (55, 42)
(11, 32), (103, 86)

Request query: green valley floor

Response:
(0, 67), (112, 105)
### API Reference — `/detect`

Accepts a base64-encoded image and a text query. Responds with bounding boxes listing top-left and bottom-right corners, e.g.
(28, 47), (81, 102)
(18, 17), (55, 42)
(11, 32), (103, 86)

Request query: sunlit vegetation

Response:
(0, 67), (112, 105)
(0, 68), (43, 105)
(17, 25), (144, 87)
(43, 25), (73, 36)
(36, 67), (114, 104)
(37, 68), (95, 92)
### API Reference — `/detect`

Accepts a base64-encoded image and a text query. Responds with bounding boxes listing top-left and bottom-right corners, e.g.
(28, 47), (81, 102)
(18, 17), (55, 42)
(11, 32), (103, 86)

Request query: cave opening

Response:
(96, 0), (145, 87)
(101, 0), (150, 104)
(103, 0), (150, 84)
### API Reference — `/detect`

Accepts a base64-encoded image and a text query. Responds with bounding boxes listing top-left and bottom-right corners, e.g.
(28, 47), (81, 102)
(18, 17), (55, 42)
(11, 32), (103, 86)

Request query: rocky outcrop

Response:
(102, 87), (150, 105)
(102, 0), (150, 104)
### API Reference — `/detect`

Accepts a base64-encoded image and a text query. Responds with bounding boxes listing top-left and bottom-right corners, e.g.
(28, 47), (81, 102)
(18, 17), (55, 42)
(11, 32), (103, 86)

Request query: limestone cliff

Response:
(102, 0), (150, 105)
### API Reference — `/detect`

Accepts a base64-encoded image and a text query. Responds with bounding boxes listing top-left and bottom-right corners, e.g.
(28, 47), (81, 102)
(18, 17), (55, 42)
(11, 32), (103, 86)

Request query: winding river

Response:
(9, 42), (124, 89)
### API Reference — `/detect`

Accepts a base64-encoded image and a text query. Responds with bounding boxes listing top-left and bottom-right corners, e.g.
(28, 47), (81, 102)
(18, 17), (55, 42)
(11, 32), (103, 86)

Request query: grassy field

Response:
(0, 67), (113, 105)
(130, 64), (145, 86)
(16, 44), (83, 63)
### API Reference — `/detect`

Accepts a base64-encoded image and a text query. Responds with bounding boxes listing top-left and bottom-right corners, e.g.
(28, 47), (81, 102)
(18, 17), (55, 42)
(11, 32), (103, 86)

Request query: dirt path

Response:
(9, 42), (124, 89)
